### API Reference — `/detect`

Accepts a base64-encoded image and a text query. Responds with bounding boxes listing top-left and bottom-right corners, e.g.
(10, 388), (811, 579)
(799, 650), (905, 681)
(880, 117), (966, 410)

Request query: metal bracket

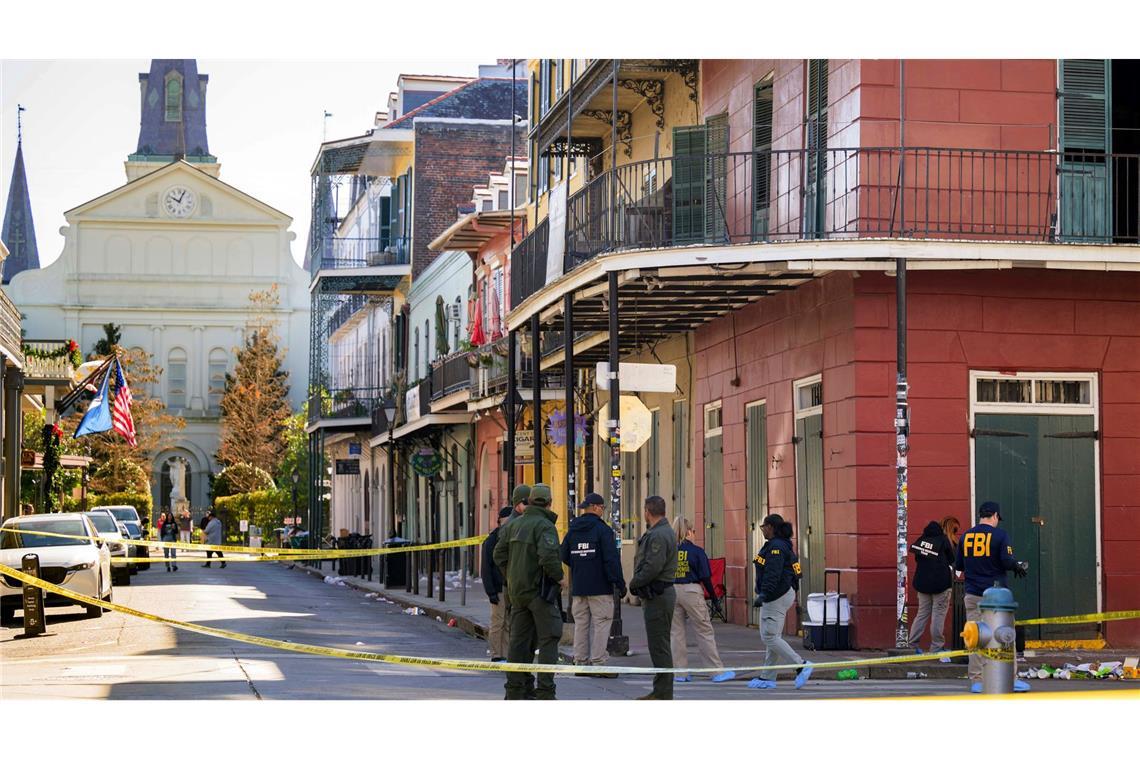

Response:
(618, 78), (665, 130)
(581, 109), (633, 158)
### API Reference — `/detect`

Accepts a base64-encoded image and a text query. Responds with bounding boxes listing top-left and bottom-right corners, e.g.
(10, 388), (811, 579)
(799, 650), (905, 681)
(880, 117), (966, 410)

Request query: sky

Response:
(0, 59), (486, 268)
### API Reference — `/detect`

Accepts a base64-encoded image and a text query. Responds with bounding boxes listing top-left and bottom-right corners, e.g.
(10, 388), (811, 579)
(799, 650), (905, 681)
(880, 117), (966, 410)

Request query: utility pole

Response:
(894, 59), (910, 650)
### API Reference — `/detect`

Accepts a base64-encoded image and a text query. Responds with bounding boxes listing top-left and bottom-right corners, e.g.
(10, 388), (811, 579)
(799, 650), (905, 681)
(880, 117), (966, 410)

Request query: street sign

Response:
(239, 519), (249, 532)
(598, 395), (653, 452)
(348, 442), (362, 457)
(595, 362), (676, 393)
(335, 459), (361, 475)
(21, 554), (46, 636)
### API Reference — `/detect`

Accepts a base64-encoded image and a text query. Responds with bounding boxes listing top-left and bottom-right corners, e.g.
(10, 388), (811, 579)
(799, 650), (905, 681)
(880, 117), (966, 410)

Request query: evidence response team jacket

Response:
(493, 505), (563, 607)
(954, 523), (1019, 596)
(560, 512), (625, 597)
(753, 536), (796, 604)
(629, 518), (677, 595)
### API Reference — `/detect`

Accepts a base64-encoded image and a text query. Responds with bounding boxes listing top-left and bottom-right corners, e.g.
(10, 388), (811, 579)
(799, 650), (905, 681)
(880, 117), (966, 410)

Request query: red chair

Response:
(704, 557), (728, 622)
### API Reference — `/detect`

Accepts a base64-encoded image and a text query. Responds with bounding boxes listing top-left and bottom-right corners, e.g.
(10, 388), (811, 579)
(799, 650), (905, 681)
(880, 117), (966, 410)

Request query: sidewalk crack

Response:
(232, 649), (262, 700)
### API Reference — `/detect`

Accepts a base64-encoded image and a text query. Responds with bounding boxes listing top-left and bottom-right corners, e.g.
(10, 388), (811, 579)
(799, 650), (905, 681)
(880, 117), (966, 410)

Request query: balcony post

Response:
(505, 329), (517, 495)
(894, 60), (911, 651)
(564, 291), (576, 626)
(531, 312), (543, 483)
(606, 270), (628, 655)
(3, 368), (23, 521)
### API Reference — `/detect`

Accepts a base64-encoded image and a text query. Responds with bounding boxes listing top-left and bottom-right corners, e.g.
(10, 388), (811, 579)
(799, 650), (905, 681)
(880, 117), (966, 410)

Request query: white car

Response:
(0, 513), (113, 625)
(84, 511), (131, 586)
(92, 506), (150, 572)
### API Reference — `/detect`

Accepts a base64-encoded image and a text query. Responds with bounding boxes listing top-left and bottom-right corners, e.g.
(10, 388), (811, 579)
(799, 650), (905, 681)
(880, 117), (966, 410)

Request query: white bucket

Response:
(806, 592), (850, 625)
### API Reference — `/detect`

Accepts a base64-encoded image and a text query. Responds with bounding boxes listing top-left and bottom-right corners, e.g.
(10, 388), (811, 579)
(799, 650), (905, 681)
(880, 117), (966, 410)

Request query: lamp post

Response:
(290, 467), (300, 529)
(383, 396), (397, 539)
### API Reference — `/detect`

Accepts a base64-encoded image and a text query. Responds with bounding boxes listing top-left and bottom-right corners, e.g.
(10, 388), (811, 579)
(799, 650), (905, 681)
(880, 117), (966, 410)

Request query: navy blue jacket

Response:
(753, 536), (796, 603)
(675, 539), (716, 598)
(560, 513), (625, 597)
(954, 523), (1019, 596)
(911, 521), (955, 594)
(481, 527), (504, 597)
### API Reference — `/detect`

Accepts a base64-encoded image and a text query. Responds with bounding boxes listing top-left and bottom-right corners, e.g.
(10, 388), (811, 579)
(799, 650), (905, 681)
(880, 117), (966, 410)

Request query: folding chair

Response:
(704, 557), (728, 623)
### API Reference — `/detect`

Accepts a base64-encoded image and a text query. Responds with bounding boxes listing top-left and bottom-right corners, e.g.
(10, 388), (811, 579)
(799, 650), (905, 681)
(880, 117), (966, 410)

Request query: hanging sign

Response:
(411, 448), (443, 478)
(547, 409), (587, 449)
(515, 430), (535, 464)
(595, 362), (676, 393)
(335, 459), (361, 475)
(546, 182), (567, 286)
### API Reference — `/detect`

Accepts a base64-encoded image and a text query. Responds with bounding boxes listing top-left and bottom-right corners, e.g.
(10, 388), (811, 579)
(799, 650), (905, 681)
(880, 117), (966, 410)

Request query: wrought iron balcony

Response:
(429, 352), (474, 401)
(309, 236), (410, 278)
(307, 386), (383, 425)
(511, 147), (1140, 308)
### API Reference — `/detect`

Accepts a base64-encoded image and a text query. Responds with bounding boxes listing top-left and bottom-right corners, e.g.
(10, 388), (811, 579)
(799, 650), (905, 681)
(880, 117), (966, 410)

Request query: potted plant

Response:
(479, 352), (494, 367)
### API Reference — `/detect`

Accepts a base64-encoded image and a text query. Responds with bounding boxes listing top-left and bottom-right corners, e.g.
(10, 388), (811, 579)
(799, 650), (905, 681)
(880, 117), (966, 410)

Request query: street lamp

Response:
(383, 396), (397, 539)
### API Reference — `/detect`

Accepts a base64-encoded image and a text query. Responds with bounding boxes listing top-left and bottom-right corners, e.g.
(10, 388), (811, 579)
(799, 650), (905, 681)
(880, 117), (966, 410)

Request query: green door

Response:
(974, 414), (1098, 640)
(704, 114), (729, 244)
(703, 430), (725, 559)
(746, 403), (768, 625)
(804, 59), (828, 239)
(795, 414), (825, 600)
(673, 125), (707, 245)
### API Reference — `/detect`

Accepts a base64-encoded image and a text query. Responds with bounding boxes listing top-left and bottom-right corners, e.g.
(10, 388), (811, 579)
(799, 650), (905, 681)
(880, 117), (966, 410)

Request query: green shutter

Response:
(753, 82), (774, 240)
(705, 114), (729, 243)
(746, 403), (768, 625)
(703, 431), (725, 558)
(672, 125), (708, 244)
(1059, 59), (1113, 242)
(805, 59), (829, 238)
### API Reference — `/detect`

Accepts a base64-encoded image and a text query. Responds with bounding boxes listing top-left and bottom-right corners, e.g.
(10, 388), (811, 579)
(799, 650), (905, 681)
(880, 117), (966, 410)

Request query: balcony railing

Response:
(309, 236), (410, 278)
(22, 340), (78, 381)
(512, 147), (1140, 308)
(0, 288), (23, 365)
(429, 352), (473, 401)
(307, 386), (383, 424)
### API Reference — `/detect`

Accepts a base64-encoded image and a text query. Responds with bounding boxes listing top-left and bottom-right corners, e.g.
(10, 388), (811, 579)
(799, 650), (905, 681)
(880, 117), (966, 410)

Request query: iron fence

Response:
(310, 236), (410, 277)
(511, 147), (1140, 308)
(308, 386), (383, 423)
(429, 352), (473, 400)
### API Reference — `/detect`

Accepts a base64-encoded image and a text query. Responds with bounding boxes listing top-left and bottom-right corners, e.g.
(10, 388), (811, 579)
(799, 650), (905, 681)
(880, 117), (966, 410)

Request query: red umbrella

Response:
(469, 296), (487, 346)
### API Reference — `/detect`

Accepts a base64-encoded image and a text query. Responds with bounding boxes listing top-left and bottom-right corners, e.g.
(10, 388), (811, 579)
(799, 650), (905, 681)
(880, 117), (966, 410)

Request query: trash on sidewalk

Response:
(323, 576), (348, 586)
(836, 669), (859, 681)
(1019, 661), (1127, 680)
(402, 606), (426, 616)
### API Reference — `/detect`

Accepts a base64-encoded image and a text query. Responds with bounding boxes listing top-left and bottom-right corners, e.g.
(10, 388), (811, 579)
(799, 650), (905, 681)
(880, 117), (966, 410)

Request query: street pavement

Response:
(2, 556), (1137, 700)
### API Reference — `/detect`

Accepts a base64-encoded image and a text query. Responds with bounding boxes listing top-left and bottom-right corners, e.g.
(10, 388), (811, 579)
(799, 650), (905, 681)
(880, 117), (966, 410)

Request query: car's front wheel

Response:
(0, 603), (14, 626)
(85, 575), (105, 618)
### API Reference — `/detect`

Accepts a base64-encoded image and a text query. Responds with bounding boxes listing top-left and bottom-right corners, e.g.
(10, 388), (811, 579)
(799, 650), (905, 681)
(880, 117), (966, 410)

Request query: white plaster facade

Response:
(5, 160), (310, 512)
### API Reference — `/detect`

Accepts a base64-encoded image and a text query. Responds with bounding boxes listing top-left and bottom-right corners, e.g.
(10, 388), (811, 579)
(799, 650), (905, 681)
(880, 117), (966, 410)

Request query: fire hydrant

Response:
(961, 586), (1018, 694)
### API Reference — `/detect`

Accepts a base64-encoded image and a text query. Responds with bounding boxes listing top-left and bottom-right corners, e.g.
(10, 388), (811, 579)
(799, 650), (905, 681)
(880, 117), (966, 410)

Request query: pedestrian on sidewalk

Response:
(159, 508), (179, 572)
(178, 507), (192, 544)
(503, 483), (535, 691)
(906, 520), (955, 658)
(750, 514), (812, 690)
(956, 501), (1030, 693)
(628, 495), (677, 700)
(493, 483), (564, 700)
(506, 484), (530, 521)
(203, 510), (226, 568)
(560, 492), (625, 675)
(482, 505), (513, 661)
(670, 517), (735, 684)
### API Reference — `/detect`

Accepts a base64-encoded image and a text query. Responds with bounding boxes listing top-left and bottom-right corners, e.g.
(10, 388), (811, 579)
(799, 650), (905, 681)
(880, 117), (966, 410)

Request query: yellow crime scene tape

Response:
(0, 561), (1021, 676)
(0, 527), (485, 560)
(1015, 610), (1140, 627)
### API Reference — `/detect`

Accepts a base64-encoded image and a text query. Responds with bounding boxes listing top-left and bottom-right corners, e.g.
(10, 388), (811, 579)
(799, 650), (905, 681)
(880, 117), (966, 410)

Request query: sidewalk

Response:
(291, 562), (969, 680)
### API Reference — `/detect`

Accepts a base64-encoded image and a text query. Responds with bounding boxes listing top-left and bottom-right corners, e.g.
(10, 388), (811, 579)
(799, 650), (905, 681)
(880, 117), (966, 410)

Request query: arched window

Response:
(208, 348), (228, 411)
(165, 74), (183, 123)
(413, 327), (420, 381)
(168, 348), (187, 410)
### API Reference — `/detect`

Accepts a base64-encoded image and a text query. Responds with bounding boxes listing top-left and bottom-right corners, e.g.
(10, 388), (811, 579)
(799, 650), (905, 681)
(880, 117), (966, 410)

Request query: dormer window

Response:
(165, 73), (183, 122)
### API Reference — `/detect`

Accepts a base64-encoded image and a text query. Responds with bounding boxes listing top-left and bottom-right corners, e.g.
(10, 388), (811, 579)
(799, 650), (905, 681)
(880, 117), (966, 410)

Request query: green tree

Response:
(217, 286), (291, 474)
(20, 409), (84, 510)
(275, 404), (311, 509)
(90, 323), (122, 359)
(213, 462), (275, 499)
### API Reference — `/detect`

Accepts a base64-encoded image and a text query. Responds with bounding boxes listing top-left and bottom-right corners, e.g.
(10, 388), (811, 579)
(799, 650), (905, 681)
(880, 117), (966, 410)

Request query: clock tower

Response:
(126, 59), (220, 181)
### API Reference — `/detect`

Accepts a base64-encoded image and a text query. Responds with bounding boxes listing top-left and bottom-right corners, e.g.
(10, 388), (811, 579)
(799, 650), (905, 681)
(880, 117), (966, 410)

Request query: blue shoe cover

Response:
(711, 671), (736, 683)
(794, 663), (814, 689)
(674, 675), (692, 683)
(970, 682), (983, 694)
(747, 678), (777, 689)
(1014, 679), (1031, 692)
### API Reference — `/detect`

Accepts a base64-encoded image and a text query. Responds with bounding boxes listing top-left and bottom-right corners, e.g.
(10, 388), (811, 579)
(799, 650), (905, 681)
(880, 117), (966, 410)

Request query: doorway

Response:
(703, 401), (725, 558)
(794, 376), (824, 601)
(746, 400), (768, 626)
(970, 372), (1100, 641)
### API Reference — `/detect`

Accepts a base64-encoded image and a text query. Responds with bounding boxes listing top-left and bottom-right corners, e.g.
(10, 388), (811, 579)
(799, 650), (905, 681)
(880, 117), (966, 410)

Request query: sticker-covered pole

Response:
(607, 269), (628, 655)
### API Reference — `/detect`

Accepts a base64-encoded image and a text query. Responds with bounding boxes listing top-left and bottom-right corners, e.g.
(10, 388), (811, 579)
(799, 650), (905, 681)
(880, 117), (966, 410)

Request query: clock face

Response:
(163, 185), (197, 218)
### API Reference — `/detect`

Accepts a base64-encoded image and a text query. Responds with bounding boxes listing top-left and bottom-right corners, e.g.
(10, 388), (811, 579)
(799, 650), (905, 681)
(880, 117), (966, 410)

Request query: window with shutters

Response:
(672, 125), (708, 245)
(647, 409), (660, 498)
(672, 399), (688, 517)
(168, 349), (187, 410)
(804, 59), (829, 238)
(753, 78), (774, 240)
(413, 327), (420, 382)
(705, 114), (729, 243)
(208, 348), (228, 411)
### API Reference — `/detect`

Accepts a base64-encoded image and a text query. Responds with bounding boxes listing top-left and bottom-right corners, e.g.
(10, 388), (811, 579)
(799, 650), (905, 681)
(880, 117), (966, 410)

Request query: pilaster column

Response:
(151, 325), (164, 398)
(191, 325), (205, 411)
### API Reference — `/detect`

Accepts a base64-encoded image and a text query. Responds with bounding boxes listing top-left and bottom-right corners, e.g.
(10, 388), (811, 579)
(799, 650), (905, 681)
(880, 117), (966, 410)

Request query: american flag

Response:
(111, 358), (137, 447)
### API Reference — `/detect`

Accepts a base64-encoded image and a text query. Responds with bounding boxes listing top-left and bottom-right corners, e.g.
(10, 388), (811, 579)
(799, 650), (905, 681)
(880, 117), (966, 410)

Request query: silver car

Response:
(84, 511), (131, 586)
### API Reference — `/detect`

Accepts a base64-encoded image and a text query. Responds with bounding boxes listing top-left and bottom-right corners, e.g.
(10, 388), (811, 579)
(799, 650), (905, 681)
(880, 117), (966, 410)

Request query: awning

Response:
(375, 412), (473, 446)
(429, 209), (519, 253)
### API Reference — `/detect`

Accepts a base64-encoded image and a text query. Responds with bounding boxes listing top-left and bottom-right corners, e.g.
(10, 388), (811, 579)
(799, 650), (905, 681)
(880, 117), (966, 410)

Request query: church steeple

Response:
(2, 105), (40, 284)
(126, 59), (219, 180)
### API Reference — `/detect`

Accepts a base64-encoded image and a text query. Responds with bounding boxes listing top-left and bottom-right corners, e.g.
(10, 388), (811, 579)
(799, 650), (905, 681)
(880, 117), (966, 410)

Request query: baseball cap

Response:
(578, 492), (605, 510)
(510, 484), (532, 505)
(529, 483), (553, 508)
(497, 506), (514, 520)
(979, 501), (1002, 520)
(761, 513), (784, 528)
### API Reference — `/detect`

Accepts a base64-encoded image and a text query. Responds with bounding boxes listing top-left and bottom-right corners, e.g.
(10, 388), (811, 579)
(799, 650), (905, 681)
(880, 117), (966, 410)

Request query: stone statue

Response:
(169, 458), (186, 503)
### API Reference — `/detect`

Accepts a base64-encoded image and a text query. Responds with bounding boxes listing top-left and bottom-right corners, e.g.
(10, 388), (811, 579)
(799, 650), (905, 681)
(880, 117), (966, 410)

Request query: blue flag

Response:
(74, 368), (113, 438)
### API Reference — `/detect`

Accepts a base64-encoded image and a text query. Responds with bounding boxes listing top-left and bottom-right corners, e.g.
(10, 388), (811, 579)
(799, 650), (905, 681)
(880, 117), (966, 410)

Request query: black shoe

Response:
(173, 566), (178, 571)
(491, 657), (505, 662)
(220, 562), (226, 569)
(636, 693), (661, 700)
(203, 563), (211, 568)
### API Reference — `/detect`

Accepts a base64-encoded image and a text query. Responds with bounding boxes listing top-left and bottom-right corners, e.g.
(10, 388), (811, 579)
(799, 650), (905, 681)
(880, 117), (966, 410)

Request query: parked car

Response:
(84, 511), (131, 586)
(92, 506), (150, 572)
(0, 513), (113, 625)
